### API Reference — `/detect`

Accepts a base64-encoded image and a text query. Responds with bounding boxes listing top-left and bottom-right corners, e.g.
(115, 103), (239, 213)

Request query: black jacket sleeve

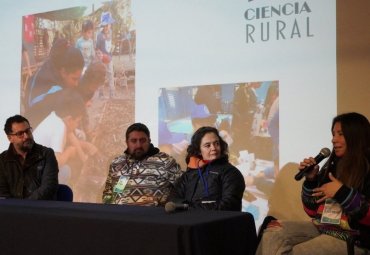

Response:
(169, 173), (189, 204)
(0, 155), (11, 198)
(214, 166), (245, 211)
(28, 147), (59, 200)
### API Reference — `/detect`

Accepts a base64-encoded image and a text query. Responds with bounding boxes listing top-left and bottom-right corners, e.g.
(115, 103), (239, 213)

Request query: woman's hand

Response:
(299, 157), (319, 180)
(313, 173), (343, 203)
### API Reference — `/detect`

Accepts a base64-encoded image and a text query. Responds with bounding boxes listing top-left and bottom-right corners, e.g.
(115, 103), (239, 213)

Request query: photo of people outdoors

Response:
(20, 0), (135, 203)
(158, 81), (279, 226)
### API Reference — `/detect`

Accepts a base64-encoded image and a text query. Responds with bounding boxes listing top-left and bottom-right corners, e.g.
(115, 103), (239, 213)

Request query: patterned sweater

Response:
(302, 159), (370, 249)
(102, 146), (182, 206)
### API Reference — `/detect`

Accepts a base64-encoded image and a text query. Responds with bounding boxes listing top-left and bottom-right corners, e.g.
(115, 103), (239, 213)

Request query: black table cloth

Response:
(0, 199), (257, 255)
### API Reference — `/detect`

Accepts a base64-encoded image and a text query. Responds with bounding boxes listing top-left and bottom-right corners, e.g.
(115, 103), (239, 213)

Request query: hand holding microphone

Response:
(295, 148), (331, 181)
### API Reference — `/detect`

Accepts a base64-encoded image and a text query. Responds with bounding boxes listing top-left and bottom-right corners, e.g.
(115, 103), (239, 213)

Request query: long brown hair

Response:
(324, 112), (370, 190)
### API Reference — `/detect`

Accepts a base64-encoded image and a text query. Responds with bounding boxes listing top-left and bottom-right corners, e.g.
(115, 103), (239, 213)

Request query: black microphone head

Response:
(316, 147), (331, 162)
(165, 202), (176, 213)
(320, 147), (331, 158)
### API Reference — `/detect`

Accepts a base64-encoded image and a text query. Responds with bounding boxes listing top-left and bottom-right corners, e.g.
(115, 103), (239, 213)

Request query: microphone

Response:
(164, 201), (189, 213)
(294, 147), (331, 181)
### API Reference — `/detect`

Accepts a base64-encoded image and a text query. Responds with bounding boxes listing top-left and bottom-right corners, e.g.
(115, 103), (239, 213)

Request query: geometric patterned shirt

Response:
(102, 149), (182, 206)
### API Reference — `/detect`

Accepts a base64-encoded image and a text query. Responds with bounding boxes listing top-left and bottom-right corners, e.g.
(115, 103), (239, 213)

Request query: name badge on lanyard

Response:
(321, 198), (342, 224)
(113, 175), (129, 193)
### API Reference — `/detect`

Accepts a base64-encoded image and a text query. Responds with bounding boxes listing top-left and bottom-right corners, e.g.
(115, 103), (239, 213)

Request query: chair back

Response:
(56, 184), (73, 202)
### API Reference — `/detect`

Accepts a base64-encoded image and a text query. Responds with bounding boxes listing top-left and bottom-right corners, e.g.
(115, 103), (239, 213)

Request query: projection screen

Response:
(0, 0), (341, 229)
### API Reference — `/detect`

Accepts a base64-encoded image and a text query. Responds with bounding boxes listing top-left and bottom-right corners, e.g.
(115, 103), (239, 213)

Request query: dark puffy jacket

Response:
(171, 157), (245, 211)
(0, 143), (59, 200)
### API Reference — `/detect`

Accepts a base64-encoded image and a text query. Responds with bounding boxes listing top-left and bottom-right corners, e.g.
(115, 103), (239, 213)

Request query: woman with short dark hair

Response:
(170, 126), (245, 211)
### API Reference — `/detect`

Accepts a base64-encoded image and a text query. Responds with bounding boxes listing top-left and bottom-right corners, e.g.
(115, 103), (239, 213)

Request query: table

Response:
(0, 199), (257, 255)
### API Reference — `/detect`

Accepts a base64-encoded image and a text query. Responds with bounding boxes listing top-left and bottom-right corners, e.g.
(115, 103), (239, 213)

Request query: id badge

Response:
(321, 198), (342, 224)
(113, 175), (129, 193)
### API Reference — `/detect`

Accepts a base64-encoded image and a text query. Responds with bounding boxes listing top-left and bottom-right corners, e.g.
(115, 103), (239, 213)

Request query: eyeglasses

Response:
(9, 127), (33, 138)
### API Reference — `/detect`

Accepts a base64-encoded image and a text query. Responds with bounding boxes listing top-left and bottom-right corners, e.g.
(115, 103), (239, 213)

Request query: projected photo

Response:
(20, 0), (135, 203)
(158, 81), (279, 225)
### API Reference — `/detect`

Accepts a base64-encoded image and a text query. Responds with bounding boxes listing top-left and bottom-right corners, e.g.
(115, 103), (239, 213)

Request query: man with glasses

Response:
(0, 115), (58, 199)
(102, 123), (182, 206)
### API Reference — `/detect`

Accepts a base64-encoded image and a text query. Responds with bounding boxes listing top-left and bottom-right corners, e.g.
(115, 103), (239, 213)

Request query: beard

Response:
(20, 138), (34, 152)
(131, 149), (146, 160)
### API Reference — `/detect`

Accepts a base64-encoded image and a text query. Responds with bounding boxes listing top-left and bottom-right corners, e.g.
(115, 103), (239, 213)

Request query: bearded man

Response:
(0, 115), (58, 199)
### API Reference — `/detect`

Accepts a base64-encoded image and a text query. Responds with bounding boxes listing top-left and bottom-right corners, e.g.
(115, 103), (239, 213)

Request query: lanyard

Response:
(125, 157), (139, 177)
(197, 164), (210, 198)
